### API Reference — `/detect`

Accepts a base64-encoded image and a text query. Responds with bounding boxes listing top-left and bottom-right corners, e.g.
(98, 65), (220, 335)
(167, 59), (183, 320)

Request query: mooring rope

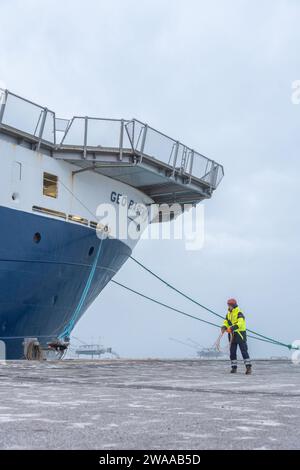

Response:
(58, 237), (104, 339)
(46, 179), (298, 351)
(129, 256), (298, 351)
(111, 280), (291, 348)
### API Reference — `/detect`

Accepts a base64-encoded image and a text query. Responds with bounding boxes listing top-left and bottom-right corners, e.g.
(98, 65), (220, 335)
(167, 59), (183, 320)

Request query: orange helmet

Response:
(227, 298), (237, 306)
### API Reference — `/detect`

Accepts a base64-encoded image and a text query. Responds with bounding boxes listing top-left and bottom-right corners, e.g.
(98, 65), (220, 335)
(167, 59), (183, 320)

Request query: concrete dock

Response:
(0, 359), (299, 450)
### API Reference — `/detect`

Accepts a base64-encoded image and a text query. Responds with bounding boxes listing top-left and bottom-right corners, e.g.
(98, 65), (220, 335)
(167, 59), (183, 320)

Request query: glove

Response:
(227, 327), (232, 334)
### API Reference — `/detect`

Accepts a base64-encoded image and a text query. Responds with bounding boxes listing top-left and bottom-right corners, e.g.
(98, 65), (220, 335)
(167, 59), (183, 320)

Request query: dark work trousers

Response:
(229, 332), (251, 368)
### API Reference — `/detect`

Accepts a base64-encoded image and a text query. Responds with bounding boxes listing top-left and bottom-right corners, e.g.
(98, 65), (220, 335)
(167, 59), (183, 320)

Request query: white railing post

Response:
(119, 119), (124, 161)
(189, 150), (195, 182)
(36, 108), (48, 151)
(0, 89), (8, 125)
(172, 141), (179, 176)
(209, 161), (218, 189)
(140, 124), (148, 154)
(83, 116), (88, 159)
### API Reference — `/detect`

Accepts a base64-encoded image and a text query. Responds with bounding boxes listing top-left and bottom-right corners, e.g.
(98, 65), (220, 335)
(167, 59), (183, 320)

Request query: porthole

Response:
(88, 246), (95, 256)
(33, 232), (41, 243)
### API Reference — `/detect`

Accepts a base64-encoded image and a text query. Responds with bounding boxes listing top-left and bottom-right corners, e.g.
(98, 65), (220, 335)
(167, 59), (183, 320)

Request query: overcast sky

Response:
(1, 0), (300, 358)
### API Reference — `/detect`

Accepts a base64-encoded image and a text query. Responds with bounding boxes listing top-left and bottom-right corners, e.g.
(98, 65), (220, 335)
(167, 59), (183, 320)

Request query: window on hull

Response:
(68, 214), (88, 226)
(43, 172), (58, 198)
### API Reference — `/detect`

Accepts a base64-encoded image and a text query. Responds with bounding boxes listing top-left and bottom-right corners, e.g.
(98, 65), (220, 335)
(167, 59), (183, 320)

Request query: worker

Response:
(221, 298), (252, 374)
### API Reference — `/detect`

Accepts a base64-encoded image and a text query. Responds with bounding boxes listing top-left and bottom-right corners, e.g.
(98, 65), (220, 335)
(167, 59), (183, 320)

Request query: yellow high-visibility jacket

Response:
(223, 306), (246, 338)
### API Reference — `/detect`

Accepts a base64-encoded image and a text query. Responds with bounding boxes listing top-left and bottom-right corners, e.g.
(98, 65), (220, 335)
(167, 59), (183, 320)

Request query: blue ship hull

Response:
(0, 206), (131, 359)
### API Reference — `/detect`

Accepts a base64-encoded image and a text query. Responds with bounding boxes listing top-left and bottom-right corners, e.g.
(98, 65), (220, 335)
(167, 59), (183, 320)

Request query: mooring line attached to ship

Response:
(111, 280), (286, 348)
(56, 179), (298, 351)
(58, 237), (105, 340)
(128, 257), (298, 351)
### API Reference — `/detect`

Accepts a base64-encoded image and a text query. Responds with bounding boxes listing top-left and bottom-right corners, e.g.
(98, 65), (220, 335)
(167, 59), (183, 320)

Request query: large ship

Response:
(0, 89), (224, 359)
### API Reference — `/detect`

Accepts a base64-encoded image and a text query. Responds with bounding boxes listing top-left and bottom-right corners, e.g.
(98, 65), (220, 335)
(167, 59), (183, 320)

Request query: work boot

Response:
(230, 367), (237, 374)
(245, 365), (252, 375)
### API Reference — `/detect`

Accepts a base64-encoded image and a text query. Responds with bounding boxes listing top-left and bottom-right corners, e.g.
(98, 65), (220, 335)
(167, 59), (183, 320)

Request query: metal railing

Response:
(0, 89), (56, 149)
(0, 89), (224, 189)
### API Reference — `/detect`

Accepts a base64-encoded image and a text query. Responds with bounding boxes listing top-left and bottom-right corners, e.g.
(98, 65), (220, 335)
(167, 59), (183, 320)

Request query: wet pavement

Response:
(0, 359), (299, 449)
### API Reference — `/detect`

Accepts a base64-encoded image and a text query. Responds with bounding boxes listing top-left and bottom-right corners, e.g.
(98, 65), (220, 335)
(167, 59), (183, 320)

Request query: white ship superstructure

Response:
(0, 89), (223, 358)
